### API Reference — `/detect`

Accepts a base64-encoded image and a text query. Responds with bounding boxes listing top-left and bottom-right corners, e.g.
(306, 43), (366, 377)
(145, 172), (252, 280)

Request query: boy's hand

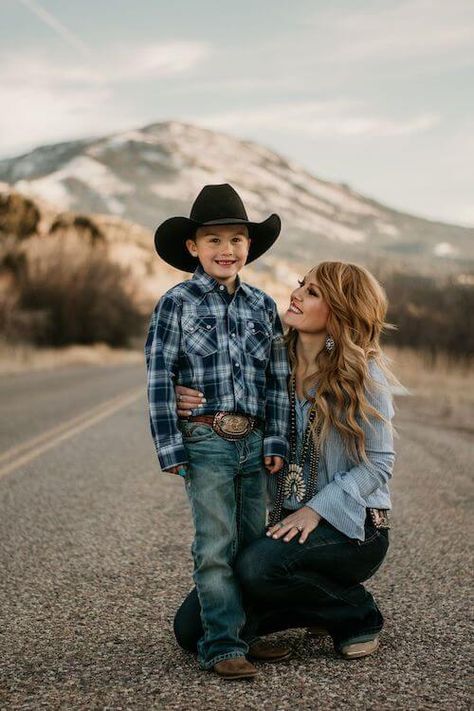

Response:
(264, 456), (284, 474)
(165, 465), (188, 477)
(175, 385), (205, 417)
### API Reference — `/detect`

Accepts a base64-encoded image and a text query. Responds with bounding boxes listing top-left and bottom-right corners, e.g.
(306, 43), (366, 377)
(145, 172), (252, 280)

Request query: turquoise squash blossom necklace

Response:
(269, 372), (321, 527)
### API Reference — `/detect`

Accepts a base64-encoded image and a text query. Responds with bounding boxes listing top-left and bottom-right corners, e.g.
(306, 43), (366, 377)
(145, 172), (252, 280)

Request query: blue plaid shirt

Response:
(145, 264), (290, 471)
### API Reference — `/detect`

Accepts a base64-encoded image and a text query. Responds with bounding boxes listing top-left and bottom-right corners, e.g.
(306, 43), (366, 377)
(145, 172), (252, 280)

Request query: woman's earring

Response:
(325, 335), (335, 352)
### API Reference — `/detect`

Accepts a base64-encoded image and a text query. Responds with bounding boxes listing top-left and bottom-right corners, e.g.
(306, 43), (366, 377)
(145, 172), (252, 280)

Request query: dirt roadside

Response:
(0, 341), (143, 375)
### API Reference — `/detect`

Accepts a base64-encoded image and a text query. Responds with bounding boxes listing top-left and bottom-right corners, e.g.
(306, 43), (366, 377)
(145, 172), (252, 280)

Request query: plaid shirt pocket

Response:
(244, 318), (272, 360)
(182, 314), (218, 357)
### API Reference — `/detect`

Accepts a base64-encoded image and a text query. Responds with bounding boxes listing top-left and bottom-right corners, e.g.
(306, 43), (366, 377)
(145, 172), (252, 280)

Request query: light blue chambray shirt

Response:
(266, 359), (395, 541)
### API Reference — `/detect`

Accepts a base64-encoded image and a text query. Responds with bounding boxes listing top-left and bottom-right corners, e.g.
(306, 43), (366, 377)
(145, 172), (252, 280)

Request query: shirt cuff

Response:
(306, 480), (367, 541)
(263, 435), (289, 461)
(157, 441), (189, 471)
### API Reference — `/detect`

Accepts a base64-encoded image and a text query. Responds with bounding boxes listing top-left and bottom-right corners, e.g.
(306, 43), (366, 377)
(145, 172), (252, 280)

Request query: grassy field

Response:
(0, 340), (143, 374)
(385, 346), (474, 433)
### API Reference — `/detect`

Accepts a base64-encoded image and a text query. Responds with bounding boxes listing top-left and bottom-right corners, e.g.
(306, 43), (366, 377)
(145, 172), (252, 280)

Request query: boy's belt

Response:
(186, 411), (263, 440)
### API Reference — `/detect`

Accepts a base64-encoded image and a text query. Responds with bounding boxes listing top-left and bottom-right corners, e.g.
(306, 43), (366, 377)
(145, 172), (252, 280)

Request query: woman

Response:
(173, 261), (396, 660)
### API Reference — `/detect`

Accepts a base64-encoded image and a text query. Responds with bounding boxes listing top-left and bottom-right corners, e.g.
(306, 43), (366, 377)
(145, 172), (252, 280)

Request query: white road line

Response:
(0, 387), (143, 480)
(0, 388), (142, 465)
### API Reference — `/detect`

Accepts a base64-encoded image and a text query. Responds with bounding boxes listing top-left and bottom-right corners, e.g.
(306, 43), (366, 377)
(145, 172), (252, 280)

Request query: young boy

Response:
(145, 184), (289, 679)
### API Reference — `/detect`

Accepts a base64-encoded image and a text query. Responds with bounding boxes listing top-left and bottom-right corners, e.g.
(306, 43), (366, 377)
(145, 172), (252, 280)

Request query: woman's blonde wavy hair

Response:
(284, 261), (397, 463)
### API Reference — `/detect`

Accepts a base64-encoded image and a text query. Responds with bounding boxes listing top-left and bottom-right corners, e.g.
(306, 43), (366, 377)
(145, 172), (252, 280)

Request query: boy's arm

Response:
(145, 294), (188, 471)
(264, 304), (290, 461)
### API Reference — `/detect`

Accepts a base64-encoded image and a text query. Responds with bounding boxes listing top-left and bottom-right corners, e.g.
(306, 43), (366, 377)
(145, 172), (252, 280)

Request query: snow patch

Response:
(15, 156), (133, 212)
(15, 177), (73, 209)
(433, 242), (458, 257)
(376, 221), (399, 237)
(69, 156), (133, 194)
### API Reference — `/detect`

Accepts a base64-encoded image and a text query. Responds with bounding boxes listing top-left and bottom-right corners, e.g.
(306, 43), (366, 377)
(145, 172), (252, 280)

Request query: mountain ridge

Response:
(0, 120), (472, 272)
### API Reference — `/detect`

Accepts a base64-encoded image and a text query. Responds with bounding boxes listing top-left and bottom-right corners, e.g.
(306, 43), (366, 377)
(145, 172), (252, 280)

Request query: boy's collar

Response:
(192, 263), (242, 294)
(191, 263), (264, 305)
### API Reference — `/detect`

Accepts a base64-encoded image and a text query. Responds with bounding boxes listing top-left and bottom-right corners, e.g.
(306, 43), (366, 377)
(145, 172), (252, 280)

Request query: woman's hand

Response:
(175, 385), (205, 417)
(266, 506), (322, 544)
(174, 386), (279, 476)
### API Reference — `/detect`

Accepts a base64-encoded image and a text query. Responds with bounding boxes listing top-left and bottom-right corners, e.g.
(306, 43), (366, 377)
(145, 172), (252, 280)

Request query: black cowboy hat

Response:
(154, 183), (281, 272)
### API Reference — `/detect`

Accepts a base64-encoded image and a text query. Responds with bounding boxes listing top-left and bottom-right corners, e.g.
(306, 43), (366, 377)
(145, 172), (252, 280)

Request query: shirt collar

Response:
(191, 263), (244, 296)
(190, 264), (264, 308)
(298, 385), (317, 406)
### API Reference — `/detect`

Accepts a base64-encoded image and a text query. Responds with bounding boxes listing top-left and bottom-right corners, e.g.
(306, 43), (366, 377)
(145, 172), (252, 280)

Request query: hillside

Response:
(1, 121), (472, 274)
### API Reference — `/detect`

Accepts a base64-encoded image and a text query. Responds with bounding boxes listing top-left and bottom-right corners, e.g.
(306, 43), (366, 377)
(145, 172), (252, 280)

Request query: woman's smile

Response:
(287, 299), (303, 314)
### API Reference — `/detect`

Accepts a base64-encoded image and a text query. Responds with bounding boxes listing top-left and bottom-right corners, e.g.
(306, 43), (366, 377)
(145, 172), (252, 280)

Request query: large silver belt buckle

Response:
(213, 412), (252, 440)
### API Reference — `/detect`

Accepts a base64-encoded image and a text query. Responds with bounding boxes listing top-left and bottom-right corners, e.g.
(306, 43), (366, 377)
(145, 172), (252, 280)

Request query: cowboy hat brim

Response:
(154, 214), (281, 272)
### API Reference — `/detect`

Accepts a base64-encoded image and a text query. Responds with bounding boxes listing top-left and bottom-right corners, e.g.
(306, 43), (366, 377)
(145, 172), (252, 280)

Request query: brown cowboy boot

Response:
(248, 640), (292, 662)
(213, 657), (258, 679)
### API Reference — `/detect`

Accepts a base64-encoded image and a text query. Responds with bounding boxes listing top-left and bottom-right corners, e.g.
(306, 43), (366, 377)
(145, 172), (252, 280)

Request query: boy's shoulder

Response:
(239, 280), (277, 310)
(155, 277), (202, 308)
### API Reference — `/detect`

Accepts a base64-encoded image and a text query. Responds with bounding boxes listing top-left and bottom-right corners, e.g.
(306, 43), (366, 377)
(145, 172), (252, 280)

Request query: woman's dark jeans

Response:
(174, 510), (389, 652)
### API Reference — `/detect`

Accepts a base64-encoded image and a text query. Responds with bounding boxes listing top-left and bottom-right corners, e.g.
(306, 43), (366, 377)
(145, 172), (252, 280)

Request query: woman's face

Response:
(283, 272), (330, 334)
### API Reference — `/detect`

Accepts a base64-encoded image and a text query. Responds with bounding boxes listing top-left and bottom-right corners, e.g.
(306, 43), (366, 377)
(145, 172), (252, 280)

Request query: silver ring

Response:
(296, 525), (303, 532)
(177, 394), (182, 402)
(278, 522), (284, 528)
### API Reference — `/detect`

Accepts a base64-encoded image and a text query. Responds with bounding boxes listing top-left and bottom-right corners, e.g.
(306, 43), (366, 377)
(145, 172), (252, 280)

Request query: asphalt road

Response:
(0, 363), (471, 710)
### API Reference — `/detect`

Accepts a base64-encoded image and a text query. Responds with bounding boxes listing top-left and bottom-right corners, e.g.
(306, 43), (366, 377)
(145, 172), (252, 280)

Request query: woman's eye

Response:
(309, 290), (318, 297)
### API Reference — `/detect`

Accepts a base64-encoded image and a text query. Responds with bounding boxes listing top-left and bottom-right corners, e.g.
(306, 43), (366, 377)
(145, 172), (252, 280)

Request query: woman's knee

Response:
(235, 537), (282, 594)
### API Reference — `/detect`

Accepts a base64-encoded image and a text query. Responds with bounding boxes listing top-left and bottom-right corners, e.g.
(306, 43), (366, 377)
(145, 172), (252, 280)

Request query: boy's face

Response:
(186, 224), (251, 288)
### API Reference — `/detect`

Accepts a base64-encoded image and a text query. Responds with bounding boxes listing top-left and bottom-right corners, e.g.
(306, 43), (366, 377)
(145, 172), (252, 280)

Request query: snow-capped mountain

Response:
(0, 121), (472, 271)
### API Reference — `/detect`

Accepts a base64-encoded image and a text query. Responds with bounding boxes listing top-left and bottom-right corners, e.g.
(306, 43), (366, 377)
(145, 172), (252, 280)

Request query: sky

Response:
(1, 0), (473, 226)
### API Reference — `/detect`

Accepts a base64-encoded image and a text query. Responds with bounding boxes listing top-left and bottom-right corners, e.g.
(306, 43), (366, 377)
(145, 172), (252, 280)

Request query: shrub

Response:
(0, 192), (40, 239)
(381, 271), (474, 363)
(16, 234), (143, 347)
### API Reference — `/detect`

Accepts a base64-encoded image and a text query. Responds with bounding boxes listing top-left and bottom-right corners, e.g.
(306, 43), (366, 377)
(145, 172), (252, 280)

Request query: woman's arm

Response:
(306, 363), (395, 541)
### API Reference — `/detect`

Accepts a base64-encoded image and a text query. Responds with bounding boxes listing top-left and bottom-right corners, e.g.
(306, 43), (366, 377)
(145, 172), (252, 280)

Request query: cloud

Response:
(0, 40), (211, 156)
(107, 42), (211, 81)
(1, 40), (211, 88)
(193, 101), (440, 138)
(0, 80), (120, 156)
(307, 0), (474, 64)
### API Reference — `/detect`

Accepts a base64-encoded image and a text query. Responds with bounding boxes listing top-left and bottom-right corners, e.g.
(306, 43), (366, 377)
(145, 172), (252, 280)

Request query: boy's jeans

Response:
(180, 421), (267, 670)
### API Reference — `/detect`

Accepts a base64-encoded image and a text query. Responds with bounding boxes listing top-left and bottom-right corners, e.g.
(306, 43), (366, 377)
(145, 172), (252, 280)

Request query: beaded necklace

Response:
(268, 372), (321, 527)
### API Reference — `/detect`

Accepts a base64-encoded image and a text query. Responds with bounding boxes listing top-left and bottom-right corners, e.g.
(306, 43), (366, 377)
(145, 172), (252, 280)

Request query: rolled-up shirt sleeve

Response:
(306, 365), (395, 541)
(145, 295), (188, 471)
